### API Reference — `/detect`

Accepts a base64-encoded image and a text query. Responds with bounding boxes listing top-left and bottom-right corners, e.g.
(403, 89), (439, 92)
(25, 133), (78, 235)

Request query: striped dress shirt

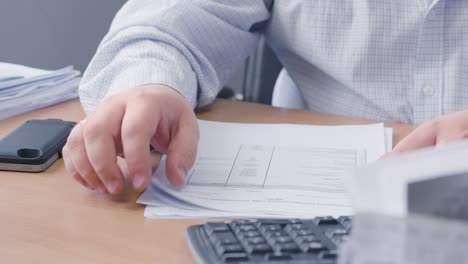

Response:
(79, 0), (468, 124)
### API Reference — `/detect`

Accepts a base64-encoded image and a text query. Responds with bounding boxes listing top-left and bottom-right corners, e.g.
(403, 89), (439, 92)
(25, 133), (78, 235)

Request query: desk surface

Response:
(0, 99), (414, 264)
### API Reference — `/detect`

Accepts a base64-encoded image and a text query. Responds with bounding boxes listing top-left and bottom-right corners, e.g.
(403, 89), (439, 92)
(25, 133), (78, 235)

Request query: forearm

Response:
(79, 0), (271, 114)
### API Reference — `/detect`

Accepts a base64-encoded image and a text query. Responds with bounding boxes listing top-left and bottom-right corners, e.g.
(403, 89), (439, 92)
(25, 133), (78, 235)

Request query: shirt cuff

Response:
(105, 62), (198, 109)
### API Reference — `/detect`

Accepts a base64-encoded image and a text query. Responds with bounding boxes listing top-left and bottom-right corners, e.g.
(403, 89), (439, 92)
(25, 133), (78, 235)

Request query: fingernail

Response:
(177, 166), (188, 185)
(133, 175), (146, 190)
(107, 180), (121, 194)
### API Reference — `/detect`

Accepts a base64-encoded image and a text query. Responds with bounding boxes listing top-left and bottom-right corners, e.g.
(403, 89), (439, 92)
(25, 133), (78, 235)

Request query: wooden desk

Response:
(0, 99), (414, 264)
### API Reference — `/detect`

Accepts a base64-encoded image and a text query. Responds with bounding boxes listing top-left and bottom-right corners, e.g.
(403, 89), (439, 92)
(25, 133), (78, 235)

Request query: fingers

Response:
(434, 130), (468, 146)
(82, 99), (126, 194)
(392, 120), (438, 154)
(64, 85), (199, 193)
(165, 112), (199, 187)
(63, 145), (92, 189)
(121, 97), (159, 192)
(391, 110), (468, 155)
(65, 123), (107, 193)
(64, 95), (126, 194)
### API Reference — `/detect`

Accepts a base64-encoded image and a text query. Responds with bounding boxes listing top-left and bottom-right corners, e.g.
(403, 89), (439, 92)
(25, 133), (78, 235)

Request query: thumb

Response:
(165, 114), (199, 187)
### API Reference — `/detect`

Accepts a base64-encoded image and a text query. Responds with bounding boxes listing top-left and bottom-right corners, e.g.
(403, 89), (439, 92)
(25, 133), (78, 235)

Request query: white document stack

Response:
(0, 62), (80, 120)
(138, 120), (392, 219)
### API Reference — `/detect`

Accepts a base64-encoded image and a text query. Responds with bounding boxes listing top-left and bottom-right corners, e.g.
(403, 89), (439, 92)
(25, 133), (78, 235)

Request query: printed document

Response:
(138, 120), (390, 219)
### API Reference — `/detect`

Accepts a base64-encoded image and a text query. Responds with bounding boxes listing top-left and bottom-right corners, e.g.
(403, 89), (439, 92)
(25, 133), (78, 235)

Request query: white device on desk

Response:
(353, 139), (468, 221)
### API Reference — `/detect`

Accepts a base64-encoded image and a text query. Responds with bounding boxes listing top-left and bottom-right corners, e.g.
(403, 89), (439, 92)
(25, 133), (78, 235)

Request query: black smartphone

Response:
(0, 119), (76, 172)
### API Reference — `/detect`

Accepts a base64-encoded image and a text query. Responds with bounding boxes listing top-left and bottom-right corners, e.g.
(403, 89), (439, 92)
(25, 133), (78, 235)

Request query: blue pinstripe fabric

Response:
(79, 0), (468, 124)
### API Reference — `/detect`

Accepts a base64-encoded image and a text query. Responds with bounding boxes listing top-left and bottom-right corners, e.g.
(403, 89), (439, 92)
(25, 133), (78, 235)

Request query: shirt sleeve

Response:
(79, 0), (272, 113)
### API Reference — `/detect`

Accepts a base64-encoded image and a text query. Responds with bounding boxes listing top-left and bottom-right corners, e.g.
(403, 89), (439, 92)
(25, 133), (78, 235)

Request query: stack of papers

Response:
(138, 120), (392, 219)
(0, 62), (80, 120)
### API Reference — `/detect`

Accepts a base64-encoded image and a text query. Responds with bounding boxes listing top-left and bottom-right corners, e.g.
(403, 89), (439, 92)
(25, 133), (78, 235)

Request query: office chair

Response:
(239, 37), (306, 110)
(271, 69), (307, 110)
(242, 37), (283, 105)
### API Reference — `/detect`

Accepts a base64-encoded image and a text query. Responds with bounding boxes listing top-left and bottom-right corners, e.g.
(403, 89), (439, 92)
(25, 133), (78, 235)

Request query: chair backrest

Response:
(243, 38), (306, 110)
(271, 69), (307, 110)
(242, 37), (283, 105)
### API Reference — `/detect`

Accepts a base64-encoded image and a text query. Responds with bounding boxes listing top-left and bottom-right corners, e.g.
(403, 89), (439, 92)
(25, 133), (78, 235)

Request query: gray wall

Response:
(0, 1), (268, 99)
(0, 0), (126, 72)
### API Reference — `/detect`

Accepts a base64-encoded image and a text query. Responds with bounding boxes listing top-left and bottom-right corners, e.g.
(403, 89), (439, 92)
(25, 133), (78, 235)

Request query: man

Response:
(63, 0), (468, 194)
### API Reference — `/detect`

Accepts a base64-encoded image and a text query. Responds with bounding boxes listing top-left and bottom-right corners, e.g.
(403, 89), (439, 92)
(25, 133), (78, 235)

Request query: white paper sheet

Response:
(139, 120), (390, 219)
(385, 128), (393, 152)
(0, 62), (80, 120)
(0, 62), (50, 79)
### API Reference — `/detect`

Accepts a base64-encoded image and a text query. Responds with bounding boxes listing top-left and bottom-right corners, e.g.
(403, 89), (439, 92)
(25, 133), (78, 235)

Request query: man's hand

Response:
(62, 85), (199, 194)
(392, 110), (468, 154)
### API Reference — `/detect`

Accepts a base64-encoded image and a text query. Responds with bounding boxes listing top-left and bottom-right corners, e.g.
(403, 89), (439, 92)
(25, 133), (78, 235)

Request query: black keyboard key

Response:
(270, 236), (294, 244)
(330, 235), (348, 245)
(290, 228), (315, 238)
(264, 230), (289, 238)
(338, 216), (353, 231)
(237, 224), (257, 232)
(222, 252), (249, 262)
(299, 229), (315, 236)
(204, 222), (230, 235)
(265, 252), (292, 261)
(215, 243), (245, 256)
(210, 232), (239, 245)
(245, 243), (272, 254)
(255, 219), (292, 227)
(296, 234), (319, 244)
(274, 242), (301, 253)
(284, 223), (304, 232)
(326, 229), (348, 237)
(320, 250), (338, 259)
(325, 229), (349, 245)
(238, 230), (262, 239)
(313, 216), (339, 226)
(303, 241), (326, 253)
(246, 237), (266, 245)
